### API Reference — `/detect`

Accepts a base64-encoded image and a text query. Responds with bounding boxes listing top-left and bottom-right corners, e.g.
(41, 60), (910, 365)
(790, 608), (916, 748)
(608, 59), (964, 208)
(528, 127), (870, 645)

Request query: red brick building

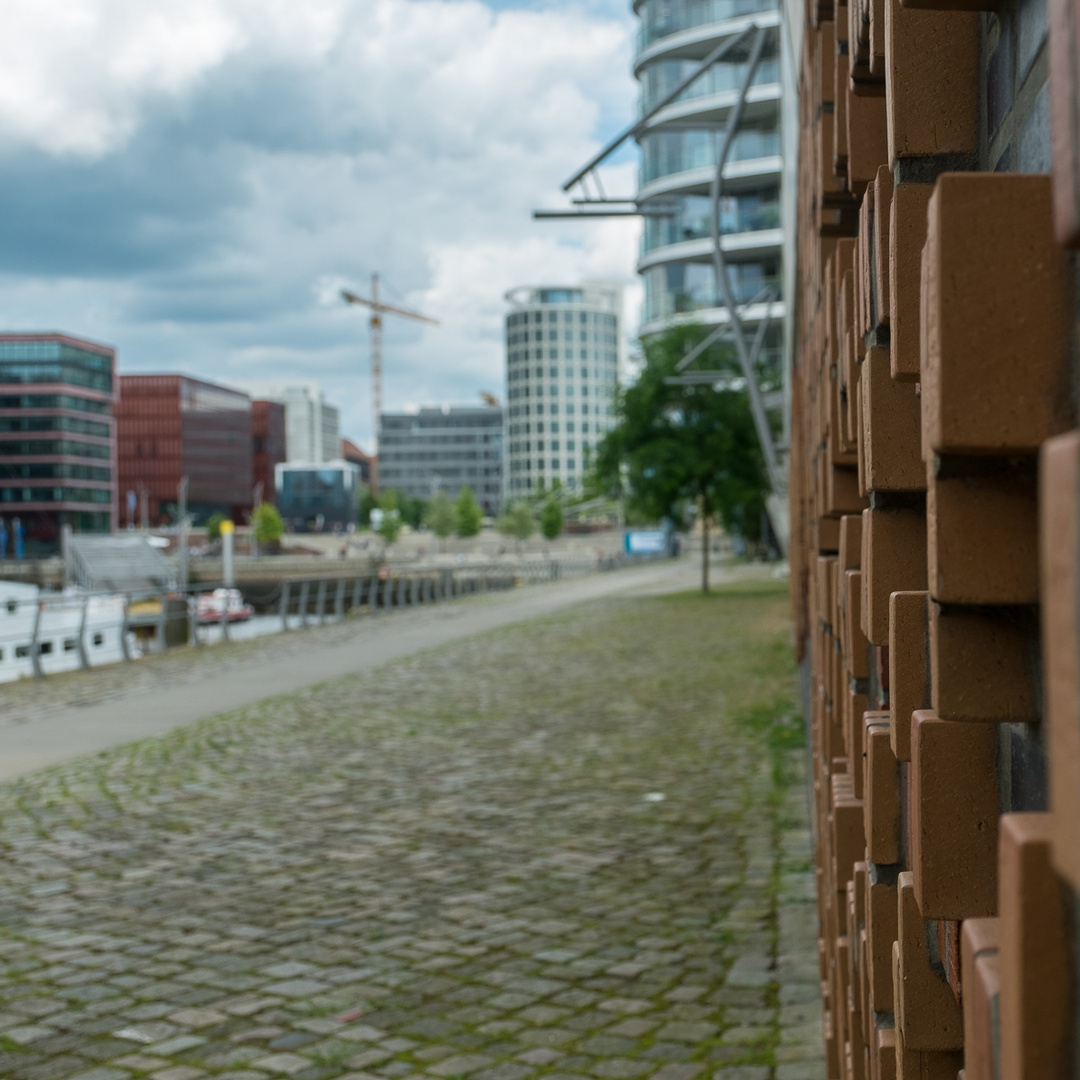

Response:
(116, 375), (253, 526)
(252, 400), (286, 505)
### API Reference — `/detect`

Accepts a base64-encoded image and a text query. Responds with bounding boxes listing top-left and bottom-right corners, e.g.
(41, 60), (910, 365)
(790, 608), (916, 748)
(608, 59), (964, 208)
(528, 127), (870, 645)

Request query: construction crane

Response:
(480, 392), (500, 407)
(341, 273), (438, 494)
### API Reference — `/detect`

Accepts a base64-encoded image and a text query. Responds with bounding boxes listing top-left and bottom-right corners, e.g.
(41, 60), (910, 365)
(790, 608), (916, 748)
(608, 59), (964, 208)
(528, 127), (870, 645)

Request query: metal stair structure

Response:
(63, 532), (178, 593)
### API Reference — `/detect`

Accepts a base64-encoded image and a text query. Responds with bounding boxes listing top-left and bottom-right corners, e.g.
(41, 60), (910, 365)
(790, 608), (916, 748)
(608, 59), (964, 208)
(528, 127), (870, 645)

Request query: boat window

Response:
(39, 641), (53, 655)
(6, 600), (15, 614)
(15, 645), (28, 658)
(92, 632), (104, 646)
(63, 638), (77, 652)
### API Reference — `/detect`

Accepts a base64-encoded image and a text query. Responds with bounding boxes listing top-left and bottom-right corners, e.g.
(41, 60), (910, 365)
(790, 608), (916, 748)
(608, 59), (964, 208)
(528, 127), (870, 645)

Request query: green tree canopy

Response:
(206, 511), (229, 542)
(497, 502), (535, 545)
(592, 323), (770, 591)
(455, 486), (483, 537)
(540, 494), (564, 540)
(425, 491), (457, 541)
(375, 491), (404, 545)
(251, 502), (285, 544)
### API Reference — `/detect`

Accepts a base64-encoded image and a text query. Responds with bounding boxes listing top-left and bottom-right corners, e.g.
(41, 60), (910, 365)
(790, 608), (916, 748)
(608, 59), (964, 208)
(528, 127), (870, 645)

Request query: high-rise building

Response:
(0, 333), (118, 554)
(633, 0), (784, 356)
(503, 283), (620, 499)
(228, 380), (339, 464)
(116, 375), (253, 526)
(379, 405), (503, 514)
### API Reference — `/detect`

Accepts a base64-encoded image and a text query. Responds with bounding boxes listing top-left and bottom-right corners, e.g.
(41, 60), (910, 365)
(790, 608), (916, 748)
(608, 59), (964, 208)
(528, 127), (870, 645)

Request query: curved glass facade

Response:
(503, 285), (621, 499)
(635, 0), (784, 334)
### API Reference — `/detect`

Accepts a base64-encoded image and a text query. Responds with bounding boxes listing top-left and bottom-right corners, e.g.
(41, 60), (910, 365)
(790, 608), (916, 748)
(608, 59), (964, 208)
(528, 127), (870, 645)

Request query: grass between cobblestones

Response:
(0, 579), (824, 1080)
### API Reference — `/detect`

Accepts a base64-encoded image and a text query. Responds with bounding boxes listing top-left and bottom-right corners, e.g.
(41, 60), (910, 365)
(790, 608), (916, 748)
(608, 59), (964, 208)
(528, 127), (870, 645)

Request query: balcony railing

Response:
(637, 0), (778, 53)
(640, 130), (780, 186)
(642, 203), (781, 254)
(639, 56), (779, 113)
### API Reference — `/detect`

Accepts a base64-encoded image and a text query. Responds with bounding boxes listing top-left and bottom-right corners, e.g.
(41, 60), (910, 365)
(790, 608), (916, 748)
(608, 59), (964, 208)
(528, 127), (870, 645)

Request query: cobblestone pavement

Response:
(0, 582), (823, 1080)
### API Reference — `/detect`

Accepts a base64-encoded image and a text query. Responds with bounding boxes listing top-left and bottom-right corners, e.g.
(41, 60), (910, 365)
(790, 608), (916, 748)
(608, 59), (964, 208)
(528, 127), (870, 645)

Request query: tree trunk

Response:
(701, 510), (710, 594)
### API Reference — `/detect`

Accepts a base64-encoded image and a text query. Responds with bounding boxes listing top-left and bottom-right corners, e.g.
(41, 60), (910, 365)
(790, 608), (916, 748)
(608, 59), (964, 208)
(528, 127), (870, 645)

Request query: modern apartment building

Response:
(229, 380), (340, 464)
(633, 0), (784, 359)
(0, 333), (118, 554)
(379, 405), (503, 514)
(503, 283), (620, 499)
(116, 375), (253, 526)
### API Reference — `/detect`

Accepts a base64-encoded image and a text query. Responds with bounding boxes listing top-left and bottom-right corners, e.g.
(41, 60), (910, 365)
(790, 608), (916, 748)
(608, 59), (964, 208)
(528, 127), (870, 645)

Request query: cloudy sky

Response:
(0, 0), (642, 450)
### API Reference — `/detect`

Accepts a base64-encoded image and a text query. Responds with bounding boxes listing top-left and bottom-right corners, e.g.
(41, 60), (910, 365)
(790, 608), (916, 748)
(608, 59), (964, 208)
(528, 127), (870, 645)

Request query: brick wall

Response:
(789, 0), (1079, 1074)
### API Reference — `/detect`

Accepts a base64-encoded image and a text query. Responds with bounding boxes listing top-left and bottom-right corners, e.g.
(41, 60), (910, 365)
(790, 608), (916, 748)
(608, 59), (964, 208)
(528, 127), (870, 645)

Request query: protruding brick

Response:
(861, 346), (924, 492)
(828, 464), (868, 515)
(847, 87), (889, 195)
(872, 1026), (896, 1080)
(867, 876), (898, 1011)
(872, 166), (893, 326)
(1039, 431), (1080, 889)
(921, 174), (1072, 454)
(864, 507), (927, 647)
(909, 710), (998, 919)
(888, 591), (929, 762)
(845, 570), (871, 680)
(929, 602), (1037, 723)
(888, 183), (933, 381)
(864, 717), (900, 864)
(884, 0), (978, 162)
(816, 514), (843, 553)
(960, 916), (1000, 1080)
(998, 814), (1072, 1080)
(894, 872), (963, 1050)
(927, 470), (1038, 604)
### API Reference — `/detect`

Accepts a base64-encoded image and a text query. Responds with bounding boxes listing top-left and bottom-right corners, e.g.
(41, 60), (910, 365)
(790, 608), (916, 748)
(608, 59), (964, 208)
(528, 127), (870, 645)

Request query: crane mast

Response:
(341, 275), (437, 496)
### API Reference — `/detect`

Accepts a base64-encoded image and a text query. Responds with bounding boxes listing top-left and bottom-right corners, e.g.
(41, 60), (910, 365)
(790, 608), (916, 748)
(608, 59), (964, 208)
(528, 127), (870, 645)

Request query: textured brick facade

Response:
(789, 0), (1078, 1074)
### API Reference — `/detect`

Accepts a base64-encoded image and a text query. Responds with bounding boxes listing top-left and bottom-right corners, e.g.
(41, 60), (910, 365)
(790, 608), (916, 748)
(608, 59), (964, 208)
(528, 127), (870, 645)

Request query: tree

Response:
(498, 502), (535, 550)
(206, 511), (228, 542)
(540, 494), (563, 540)
(376, 492), (403, 546)
(252, 502), (284, 544)
(455, 486), (482, 537)
(425, 491), (457, 549)
(592, 323), (770, 593)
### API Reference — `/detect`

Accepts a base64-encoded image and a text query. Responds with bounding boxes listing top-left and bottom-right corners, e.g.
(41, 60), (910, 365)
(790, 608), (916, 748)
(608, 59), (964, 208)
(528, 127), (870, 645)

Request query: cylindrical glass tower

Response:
(634, 0), (784, 360)
(503, 283), (621, 501)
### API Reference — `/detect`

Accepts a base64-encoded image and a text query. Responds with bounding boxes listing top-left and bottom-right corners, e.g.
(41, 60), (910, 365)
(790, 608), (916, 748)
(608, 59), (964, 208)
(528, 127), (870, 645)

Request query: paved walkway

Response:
(0, 573), (823, 1080)
(0, 559), (706, 781)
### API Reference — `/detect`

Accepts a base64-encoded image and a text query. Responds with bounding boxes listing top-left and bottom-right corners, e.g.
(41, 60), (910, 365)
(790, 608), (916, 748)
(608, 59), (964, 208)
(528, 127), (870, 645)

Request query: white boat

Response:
(196, 588), (253, 624)
(0, 581), (133, 683)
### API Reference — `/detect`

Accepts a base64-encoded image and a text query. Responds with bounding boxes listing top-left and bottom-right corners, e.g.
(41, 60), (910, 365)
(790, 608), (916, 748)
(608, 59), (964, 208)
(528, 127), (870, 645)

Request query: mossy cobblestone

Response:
(0, 584), (824, 1080)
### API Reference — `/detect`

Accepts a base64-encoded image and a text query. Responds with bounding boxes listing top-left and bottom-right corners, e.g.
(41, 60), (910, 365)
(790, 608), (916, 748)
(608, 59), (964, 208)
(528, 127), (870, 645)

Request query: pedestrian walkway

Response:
(0, 578), (824, 1080)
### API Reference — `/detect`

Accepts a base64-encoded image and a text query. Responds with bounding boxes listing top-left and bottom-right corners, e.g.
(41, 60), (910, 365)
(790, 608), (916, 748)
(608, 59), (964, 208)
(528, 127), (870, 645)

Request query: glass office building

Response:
(634, 0), (784, 358)
(0, 334), (118, 555)
(504, 283), (620, 499)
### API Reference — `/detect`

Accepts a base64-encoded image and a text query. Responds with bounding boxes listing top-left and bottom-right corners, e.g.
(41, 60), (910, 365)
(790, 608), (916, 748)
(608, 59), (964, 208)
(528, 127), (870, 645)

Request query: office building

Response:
(0, 333), (118, 555)
(276, 460), (364, 533)
(116, 375), (253, 526)
(379, 405), (503, 514)
(229, 380), (339, 463)
(252, 399), (287, 505)
(634, 0), (784, 359)
(503, 283), (620, 498)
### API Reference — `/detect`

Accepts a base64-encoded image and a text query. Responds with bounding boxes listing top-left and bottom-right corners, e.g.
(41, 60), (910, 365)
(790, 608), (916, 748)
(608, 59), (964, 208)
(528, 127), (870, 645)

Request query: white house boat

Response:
(0, 581), (133, 683)
(196, 588), (253, 624)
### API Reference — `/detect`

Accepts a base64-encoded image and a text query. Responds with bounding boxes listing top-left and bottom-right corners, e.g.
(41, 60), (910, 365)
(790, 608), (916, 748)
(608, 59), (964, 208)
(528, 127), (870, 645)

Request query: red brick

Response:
(864, 507), (928, 646)
(872, 165), (893, 326)
(861, 346), (924, 492)
(867, 878), (898, 1011)
(926, 471), (1038, 604)
(928, 603), (1037, 723)
(1039, 431), (1080, 889)
(998, 814), (1072, 1080)
(888, 183), (934, 382)
(960, 916), (1000, 1080)
(908, 710), (998, 919)
(889, 591), (929, 762)
(845, 570), (871, 680)
(884, 0), (978, 161)
(894, 872), (964, 1050)
(1050, 0), (1080, 246)
(921, 174), (1072, 454)
(864, 717), (900, 864)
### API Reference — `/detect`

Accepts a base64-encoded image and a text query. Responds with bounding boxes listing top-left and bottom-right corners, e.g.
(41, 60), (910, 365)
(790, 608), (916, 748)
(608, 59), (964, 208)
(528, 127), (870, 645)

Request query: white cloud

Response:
(0, 0), (645, 450)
